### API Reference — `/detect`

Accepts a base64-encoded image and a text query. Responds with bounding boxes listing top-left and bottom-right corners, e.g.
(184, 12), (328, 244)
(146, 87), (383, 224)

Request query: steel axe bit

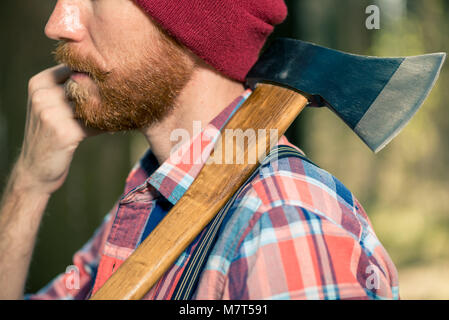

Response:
(247, 38), (446, 152)
(91, 39), (446, 300)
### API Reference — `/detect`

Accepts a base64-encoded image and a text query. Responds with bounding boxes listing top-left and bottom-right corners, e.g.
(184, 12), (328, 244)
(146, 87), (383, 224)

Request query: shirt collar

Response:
(126, 89), (253, 205)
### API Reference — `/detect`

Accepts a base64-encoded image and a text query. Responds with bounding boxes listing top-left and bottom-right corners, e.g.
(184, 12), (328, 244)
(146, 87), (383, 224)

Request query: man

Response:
(0, 0), (399, 300)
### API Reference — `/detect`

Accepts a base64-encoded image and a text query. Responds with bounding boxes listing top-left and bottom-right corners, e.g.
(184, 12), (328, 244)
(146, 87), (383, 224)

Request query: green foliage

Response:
(298, 0), (449, 299)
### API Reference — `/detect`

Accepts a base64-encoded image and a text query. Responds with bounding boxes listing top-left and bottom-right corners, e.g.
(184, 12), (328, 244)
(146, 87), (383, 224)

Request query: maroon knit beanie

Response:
(134, 0), (287, 82)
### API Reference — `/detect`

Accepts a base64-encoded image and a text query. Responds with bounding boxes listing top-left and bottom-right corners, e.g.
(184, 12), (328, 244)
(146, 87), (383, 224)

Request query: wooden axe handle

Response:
(90, 83), (308, 300)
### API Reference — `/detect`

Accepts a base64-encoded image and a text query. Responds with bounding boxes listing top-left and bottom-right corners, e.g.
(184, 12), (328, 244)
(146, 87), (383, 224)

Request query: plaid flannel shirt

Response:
(26, 89), (399, 300)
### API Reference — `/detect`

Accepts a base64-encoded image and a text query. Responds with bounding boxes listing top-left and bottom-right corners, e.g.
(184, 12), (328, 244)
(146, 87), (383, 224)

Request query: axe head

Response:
(246, 38), (446, 153)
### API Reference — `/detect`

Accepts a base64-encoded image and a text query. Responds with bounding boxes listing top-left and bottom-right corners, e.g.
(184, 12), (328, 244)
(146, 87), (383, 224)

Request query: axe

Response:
(91, 38), (445, 299)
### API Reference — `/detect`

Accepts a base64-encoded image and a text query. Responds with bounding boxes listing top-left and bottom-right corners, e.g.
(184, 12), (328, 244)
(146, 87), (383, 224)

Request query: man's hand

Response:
(0, 64), (101, 299)
(16, 64), (100, 195)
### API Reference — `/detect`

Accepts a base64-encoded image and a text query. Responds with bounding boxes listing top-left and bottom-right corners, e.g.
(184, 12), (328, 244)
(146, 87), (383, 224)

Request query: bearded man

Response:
(0, 0), (399, 300)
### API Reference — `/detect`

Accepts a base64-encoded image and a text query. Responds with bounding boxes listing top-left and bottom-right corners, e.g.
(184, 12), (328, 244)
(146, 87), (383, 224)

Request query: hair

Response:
(53, 23), (196, 131)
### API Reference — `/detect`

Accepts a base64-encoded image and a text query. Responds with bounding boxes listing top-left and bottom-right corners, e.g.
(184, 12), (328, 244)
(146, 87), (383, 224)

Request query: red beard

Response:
(53, 28), (194, 132)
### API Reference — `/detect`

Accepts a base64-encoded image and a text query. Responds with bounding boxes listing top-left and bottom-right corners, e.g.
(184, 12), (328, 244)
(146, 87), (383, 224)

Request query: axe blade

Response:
(246, 38), (446, 153)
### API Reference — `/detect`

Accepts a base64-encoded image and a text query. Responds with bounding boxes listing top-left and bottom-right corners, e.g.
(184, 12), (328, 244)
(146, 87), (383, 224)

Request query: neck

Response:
(140, 65), (245, 165)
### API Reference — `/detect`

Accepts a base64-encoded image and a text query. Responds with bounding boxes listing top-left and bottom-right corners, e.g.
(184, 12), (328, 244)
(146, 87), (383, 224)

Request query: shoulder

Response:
(205, 140), (370, 267)
(242, 141), (370, 244)
(196, 141), (399, 299)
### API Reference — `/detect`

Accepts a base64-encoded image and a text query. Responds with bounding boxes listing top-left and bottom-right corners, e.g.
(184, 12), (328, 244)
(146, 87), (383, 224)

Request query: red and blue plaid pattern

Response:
(26, 90), (399, 300)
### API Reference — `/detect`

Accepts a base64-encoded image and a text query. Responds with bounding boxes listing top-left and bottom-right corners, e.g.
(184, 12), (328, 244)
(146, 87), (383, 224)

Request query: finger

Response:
(29, 85), (76, 119)
(32, 85), (107, 138)
(47, 87), (107, 137)
(49, 64), (73, 84)
(29, 64), (72, 93)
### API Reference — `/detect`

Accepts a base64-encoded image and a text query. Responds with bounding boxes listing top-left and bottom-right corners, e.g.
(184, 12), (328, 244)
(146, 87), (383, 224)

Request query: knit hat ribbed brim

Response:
(134, 0), (287, 82)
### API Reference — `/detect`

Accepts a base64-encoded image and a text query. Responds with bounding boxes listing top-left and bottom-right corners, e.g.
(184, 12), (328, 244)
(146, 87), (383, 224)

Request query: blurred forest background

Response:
(0, 0), (448, 299)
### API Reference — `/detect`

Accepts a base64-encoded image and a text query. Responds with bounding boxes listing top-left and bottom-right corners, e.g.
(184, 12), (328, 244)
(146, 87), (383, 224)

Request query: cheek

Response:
(89, 0), (158, 64)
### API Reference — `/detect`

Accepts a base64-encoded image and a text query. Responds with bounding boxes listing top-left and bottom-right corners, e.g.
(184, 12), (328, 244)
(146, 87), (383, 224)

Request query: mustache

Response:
(53, 41), (110, 82)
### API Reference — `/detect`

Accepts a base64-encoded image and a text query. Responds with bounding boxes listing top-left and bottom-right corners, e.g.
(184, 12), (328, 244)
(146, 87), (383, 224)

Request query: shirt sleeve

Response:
(223, 204), (399, 300)
(24, 207), (116, 300)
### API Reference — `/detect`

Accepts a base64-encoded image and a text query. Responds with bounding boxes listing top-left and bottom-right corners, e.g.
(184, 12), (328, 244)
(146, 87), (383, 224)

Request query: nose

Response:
(45, 0), (86, 42)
